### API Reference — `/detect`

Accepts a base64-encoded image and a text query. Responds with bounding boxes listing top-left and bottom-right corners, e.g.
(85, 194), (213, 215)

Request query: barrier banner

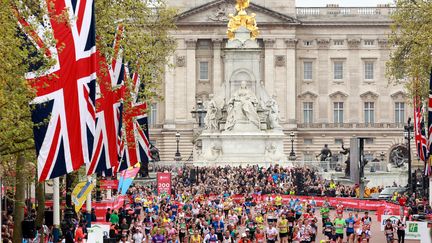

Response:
(99, 180), (118, 190)
(229, 194), (405, 220)
(157, 172), (172, 195)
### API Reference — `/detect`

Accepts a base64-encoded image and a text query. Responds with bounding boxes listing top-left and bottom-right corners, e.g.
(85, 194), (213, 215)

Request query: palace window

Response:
(303, 102), (313, 124)
(364, 61), (374, 80)
(303, 61), (313, 80)
(303, 40), (313, 46)
(304, 138), (313, 145)
(334, 61), (344, 80)
(364, 102), (375, 124)
(149, 103), (157, 125)
(199, 61), (209, 80)
(333, 40), (344, 46)
(364, 40), (375, 46)
(333, 102), (344, 124)
(395, 102), (405, 124)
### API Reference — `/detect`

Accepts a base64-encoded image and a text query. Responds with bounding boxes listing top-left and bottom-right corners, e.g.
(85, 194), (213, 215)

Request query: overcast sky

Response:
(296, 0), (393, 7)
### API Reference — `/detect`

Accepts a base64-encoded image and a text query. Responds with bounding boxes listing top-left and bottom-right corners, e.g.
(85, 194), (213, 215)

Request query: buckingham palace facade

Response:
(147, 0), (414, 166)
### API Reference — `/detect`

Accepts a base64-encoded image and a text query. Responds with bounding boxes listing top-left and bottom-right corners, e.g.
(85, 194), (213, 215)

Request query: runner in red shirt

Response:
(336, 203), (344, 216)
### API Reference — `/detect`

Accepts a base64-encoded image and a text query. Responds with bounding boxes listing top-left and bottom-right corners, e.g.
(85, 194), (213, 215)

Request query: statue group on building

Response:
(203, 81), (281, 132)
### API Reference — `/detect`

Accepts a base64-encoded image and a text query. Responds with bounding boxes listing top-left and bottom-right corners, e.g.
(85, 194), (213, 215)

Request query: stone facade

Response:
(148, 1), (416, 167)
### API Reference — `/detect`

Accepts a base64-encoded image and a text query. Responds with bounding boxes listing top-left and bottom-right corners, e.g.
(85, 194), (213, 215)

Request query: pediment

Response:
(390, 91), (406, 99)
(175, 0), (300, 26)
(329, 91), (348, 99)
(298, 91), (318, 99)
(360, 91), (379, 100)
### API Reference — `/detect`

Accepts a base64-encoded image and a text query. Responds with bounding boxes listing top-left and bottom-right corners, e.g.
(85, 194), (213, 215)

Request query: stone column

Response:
(185, 39), (197, 122)
(285, 38), (298, 126)
(212, 39), (223, 94)
(164, 55), (175, 129)
(264, 38), (275, 94)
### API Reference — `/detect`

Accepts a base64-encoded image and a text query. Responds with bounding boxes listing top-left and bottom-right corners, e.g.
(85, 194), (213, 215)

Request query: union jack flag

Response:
(18, 0), (97, 181)
(427, 70), (432, 176)
(117, 68), (151, 172)
(87, 26), (124, 175)
(414, 105), (428, 163)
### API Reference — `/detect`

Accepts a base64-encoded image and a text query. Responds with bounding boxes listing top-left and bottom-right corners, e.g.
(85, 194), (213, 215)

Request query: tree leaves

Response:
(387, 0), (432, 101)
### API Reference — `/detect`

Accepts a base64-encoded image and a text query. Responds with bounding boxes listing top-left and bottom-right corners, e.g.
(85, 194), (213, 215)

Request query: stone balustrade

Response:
(296, 7), (395, 17)
(298, 122), (405, 129)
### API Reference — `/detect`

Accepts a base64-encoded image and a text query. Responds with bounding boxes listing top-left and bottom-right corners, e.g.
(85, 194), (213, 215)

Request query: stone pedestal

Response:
(197, 128), (286, 166)
(196, 27), (286, 166)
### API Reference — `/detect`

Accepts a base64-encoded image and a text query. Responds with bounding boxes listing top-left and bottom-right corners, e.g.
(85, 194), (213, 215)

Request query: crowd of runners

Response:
(95, 165), (409, 243)
(8, 165), (417, 242)
(102, 183), (407, 243)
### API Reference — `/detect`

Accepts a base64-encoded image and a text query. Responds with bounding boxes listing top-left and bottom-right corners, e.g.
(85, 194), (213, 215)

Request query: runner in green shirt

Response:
(334, 216), (347, 243)
(320, 206), (330, 227)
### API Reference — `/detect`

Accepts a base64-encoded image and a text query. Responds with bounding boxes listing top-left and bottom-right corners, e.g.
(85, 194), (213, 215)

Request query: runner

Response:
(320, 205), (330, 227)
(265, 222), (278, 243)
(361, 212), (372, 243)
(333, 214), (346, 243)
(384, 219), (395, 243)
(278, 214), (289, 243)
(345, 212), (355, 243)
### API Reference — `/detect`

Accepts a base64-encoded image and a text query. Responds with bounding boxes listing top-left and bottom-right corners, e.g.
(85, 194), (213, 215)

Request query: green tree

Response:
(387, 0), (432, 101)
(1, 0), (176, 241)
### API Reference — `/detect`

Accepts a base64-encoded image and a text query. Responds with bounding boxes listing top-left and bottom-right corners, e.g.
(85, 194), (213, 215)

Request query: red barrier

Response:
(229, 194), (405, 220)
(45, 195), (128, 222)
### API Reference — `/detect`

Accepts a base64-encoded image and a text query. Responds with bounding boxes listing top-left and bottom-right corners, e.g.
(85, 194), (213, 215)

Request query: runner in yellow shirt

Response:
(274, 195), (282, 209)
(256, 214), (265, 230)
(278, 214), (289, 243)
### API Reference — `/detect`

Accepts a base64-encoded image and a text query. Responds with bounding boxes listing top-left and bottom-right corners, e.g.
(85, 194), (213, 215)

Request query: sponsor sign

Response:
(99, 180), (118, 190)
(405, 221), (429, 242)
(380, 215), (400, 231)
(157, 172), (172, 195)
(87, 224), (110, 243)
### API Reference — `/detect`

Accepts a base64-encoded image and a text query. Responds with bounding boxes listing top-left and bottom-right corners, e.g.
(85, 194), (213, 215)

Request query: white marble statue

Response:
(225, 81), (261, 131)
(204, 94), (221, 131)
(265, 95), (282, 129)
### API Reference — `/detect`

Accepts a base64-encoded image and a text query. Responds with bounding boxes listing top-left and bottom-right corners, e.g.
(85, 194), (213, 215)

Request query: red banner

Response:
(99, 180), (118, 190)
(45, 195), (128, 221)
(157, 172), (172, 195)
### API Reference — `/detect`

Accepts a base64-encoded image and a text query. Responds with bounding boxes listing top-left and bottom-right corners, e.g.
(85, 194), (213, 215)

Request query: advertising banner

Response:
(405, 221), (429, 242)
(99, 180), (118, 190)
(157, 172), (172, 195)
(380, 215), (400, 231)
(87, 224), (110, 243)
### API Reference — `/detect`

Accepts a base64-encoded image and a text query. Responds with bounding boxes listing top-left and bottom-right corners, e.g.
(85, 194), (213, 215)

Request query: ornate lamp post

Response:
(289, 131), (296, 161)
(404, 118), (413, 194)
(174, 131), (182, 161)
(190, 99), (207, 128)
(380, 151), (385, 171)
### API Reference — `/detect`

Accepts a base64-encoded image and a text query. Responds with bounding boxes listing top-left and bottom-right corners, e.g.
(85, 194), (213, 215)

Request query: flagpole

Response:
(52, 177), (60, 242)
(86, 176), (92, 228)
(0, 177), (3, 243)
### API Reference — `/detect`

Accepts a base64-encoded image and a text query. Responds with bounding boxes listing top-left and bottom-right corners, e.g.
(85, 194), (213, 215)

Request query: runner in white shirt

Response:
(265, 222), (279, 243)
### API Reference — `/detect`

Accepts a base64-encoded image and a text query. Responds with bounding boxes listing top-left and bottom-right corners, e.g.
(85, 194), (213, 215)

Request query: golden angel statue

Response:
(235, 0), (250, 12)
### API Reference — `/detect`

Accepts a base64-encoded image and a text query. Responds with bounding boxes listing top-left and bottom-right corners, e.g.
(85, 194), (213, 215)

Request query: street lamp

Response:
(404, 117), (413, 194)
(380, 151), (385, 162)
(380, 151), (385, 171)
(289, 131), (296, 161)
(190, 99), (207, 128)
(174, 131), (182, 161)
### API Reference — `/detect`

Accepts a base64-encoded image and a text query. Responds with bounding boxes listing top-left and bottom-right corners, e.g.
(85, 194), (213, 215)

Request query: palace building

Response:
(148, 0), (414, 167)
